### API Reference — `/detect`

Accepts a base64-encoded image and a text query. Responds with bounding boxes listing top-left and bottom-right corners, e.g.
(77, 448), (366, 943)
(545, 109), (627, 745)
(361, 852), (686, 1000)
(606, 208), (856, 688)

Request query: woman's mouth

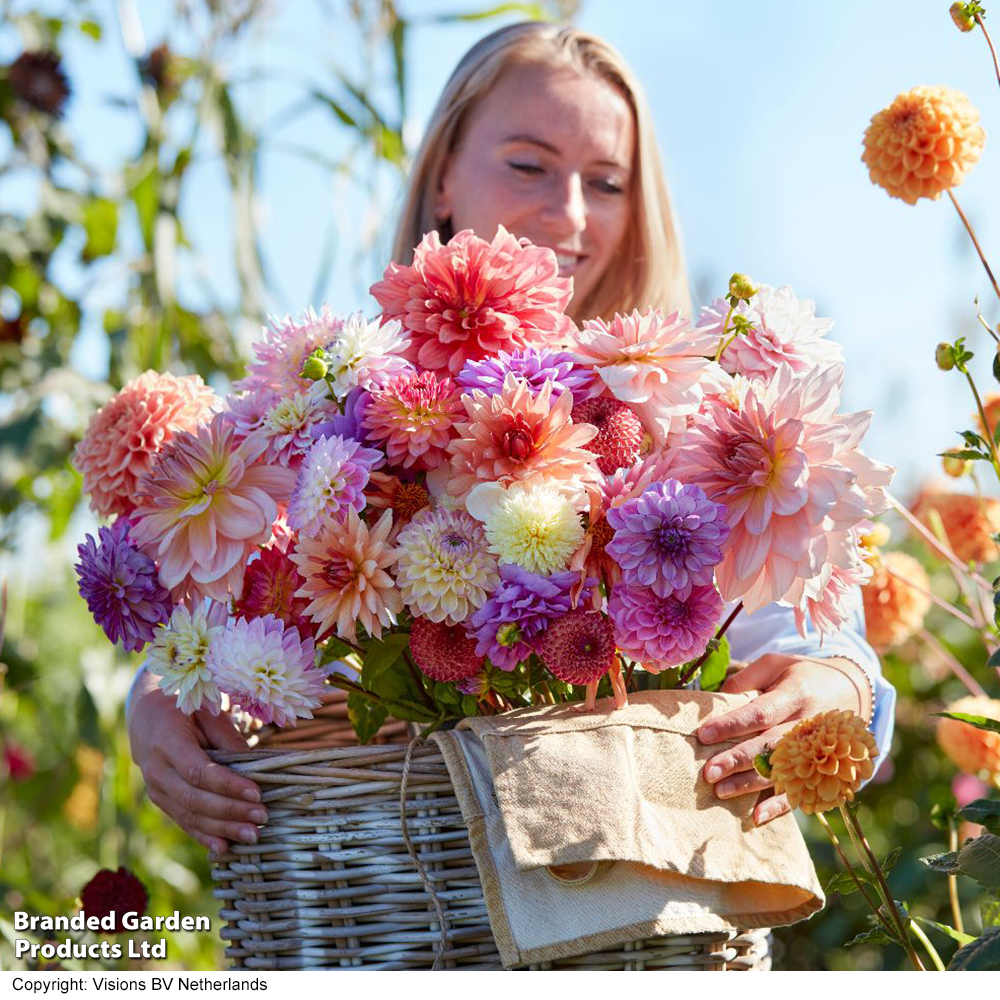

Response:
(555, 252), (588, 276)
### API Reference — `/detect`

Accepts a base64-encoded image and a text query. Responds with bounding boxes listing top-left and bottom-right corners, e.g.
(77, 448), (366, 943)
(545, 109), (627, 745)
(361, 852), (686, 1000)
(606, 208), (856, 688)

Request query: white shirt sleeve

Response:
(724, 593), (896, 781)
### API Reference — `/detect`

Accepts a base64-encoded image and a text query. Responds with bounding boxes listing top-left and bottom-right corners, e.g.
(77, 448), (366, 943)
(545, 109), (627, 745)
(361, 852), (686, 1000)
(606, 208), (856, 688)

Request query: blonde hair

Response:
(391, 21), (692, 323)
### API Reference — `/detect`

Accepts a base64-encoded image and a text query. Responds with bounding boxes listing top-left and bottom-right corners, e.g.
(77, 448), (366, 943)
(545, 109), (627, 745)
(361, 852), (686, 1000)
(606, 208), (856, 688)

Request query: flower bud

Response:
(942, 450), (970, 478)
(753, 750), (773, 779)
(936, 342), (956, 370)
(950, 2), (978, 32)
(728, 273), (758, 301)
(496, 623), (523, 648)
(300, 351), (328, 381)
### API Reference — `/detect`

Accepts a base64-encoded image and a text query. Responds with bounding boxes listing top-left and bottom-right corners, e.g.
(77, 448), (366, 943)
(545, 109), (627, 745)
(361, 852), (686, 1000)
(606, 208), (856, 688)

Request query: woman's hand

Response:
(127, 670), (267, 853)
(696, 654), (873, 826)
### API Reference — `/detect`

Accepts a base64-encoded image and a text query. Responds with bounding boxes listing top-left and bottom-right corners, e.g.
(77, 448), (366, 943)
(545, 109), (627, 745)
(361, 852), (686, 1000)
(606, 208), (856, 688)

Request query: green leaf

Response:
(930, 797), (957, 831)
(957, 798), (1000, 834)
(981, 901), (1000, 928)
(920, 849), (961, 874)
(961, 430), (987, 449)
(913, 915), (976, 946)
(81, 197), (118, 260)
(880, 846), (902, 878)
(933, 711), (1000, 735)
(129, 164), (160, 251)
(697, 635), (730, 692)
(347, 692), (388, 745)
(948, 928), (1000, 970)
(460, 695), (479, 716)
(360, 633), (410, 688)
(382, 699), (437, 723)
(993, 347), (1000, 385)
(988, 648), (1000, 669)
(826, 869), (871, 896)
(845, 925), (895, 949)
(78, 19), (102, 40)
(436, 3), (550, 23)
(957, 833), (1000, 890)
(937, 448), (989, 461)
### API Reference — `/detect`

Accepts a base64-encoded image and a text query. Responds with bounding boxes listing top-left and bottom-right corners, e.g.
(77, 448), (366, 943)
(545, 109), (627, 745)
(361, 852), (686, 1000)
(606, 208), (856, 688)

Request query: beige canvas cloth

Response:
(431, 688), (824, 967)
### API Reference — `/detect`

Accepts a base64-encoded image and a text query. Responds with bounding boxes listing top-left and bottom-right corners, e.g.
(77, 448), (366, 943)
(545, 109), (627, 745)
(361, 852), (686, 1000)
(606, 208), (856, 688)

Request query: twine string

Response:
(399, 737), (450, 970)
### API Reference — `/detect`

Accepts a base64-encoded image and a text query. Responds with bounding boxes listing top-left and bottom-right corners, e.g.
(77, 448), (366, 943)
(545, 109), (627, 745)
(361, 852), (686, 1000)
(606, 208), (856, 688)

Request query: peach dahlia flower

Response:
(912, 490), (1000, 563)
(937, 696), (1000, 784)
(861, 550), (932, 650)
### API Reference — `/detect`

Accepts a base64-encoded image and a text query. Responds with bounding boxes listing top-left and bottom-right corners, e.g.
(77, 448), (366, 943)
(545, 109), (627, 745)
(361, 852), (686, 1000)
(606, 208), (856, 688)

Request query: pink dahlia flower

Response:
(129, 415), (297, 603)
(448, 373), (599, 500)
(232, 542), (316, 639)
(363, 369), (463, 471)
(673, 365), (894, 612)
(370, 226), (575, 375)
(73, 370), (218, 518)
(247, 382), (339, 467)
(570, 309), (723, 447)
(206, 614), (325, 728)
(697, 285), (843, 380)
(222, 388), (275, 446)
(235, 305), (343, 397)
(290, 508), (401, 640)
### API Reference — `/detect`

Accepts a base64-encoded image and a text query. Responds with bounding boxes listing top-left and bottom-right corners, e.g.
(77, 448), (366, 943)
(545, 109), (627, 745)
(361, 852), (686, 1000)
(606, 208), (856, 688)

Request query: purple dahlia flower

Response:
(608, 580), (724, 671)
(310, 386), (373, 445)
(456, 347), (593, 404)
(606, 479), (729, 598)
(468, 565), (595, 670)
(75, 518), (173, 653)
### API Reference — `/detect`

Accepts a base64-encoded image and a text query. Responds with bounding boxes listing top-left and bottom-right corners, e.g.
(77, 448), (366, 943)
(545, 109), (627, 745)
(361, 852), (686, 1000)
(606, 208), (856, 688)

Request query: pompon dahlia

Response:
(456, 347), (593, 404)
(235, 305), (344, 397)
(363, 369), (462, 471)
(467, 480), (585, 575)
(608, 580), (724, 672)
(248, 382), (339, 466)
(72, 370), (218, 518)
(770, 711), (877, 814)
(409, 617), (484, 682)
(570, 309), (723, 446)
(290, 508), (401, 640)
(696, 286), (843, 381)
(912, 490), (1000, 563)
(538, 609), (617, 686)
(323, 312), (411, 399)
(75, 518), (173, 653)
(287, 433), (382, 537)
(862, 85), (984, 204)
(448, 374), (599, 499)
(673, 364), (894, 612)
(606, 480), (729, 597)
(370, 226), (575, 375)
(861, 550), (931, 649)
(570, 397), (643, 474)
(80, 868), (148, 933)
(206, 614), (325, 728)
(144, 603), (226, 715)
(936, 696), (1000, 783)
(130, 416), (297, 603)
(232, 542), (316, 639)
(976, 391), (1000, 442)
(468, 566), (591, 670)
(394, 507), (499, 625)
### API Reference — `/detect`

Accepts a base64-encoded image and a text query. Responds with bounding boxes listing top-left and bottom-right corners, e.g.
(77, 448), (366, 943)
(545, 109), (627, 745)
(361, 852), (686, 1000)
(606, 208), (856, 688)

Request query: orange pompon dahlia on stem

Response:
(861, 550), (932, 650)
(937, 695), (1000, 785)
(912, 489), (1000, 563)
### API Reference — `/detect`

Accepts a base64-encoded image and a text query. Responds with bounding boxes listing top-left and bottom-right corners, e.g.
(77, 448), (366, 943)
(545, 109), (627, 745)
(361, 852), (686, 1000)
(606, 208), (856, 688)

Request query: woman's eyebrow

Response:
(500, 133), (627, 170)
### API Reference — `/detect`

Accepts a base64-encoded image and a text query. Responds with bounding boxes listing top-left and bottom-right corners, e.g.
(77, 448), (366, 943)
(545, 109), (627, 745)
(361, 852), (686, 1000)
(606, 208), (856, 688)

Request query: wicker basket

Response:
(209, 738), (772, 971)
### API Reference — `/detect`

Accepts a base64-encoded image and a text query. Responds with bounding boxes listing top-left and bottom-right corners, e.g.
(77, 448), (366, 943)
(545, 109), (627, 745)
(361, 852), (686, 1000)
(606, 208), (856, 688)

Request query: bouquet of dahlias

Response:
(73, 225), (892, 740)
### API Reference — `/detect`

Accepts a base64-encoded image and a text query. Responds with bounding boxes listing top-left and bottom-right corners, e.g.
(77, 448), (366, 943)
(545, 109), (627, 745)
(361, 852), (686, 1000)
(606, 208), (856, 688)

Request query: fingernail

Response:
(705, 764), (723, 782)
(757, 807), (772, 825)
(214, 841), (227, 854)
(699, 725), (717, 742)
(717, 780), (736, 797)
(242, 788), (261, 803)
(240, 826), (258, 844)
(249, 809), (267, 824)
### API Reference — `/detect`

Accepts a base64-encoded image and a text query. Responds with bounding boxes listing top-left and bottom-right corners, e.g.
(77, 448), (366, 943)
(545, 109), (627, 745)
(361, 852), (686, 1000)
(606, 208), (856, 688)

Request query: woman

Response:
(127, 22), (895, 855)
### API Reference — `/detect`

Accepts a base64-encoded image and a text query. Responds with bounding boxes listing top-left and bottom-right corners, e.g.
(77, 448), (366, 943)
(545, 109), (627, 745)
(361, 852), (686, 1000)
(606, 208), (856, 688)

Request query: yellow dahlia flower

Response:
(937, 695), (1000, 783)
(862, 85), (984, 204)
(770, 710), (877, 815)
(861, 550), (932, 650)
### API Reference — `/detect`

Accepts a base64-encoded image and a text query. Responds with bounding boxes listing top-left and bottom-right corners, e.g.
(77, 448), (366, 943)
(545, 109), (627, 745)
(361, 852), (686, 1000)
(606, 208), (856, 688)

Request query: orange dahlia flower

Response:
(770, 710), (878, 814)
(975, 391), (1000, 442)
(861, 550), (932, 650)
(912, 490), (1000, 563)
(937, 695), (1000, 783)
(862, 85), (984, 204)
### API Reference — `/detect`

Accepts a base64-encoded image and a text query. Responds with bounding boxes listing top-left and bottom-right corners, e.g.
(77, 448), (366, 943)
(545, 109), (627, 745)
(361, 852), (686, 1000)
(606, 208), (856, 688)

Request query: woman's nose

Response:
(541, 172), (587, 239)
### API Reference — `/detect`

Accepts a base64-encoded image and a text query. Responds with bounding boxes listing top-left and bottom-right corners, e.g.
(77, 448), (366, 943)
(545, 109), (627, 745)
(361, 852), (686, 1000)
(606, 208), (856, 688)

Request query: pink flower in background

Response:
(674, 365), (893, 612)
(80, 867), (148, 933)
(363, 369), (463, 471)
(697, 285), (843, 380)
(370, 226), (575, 375)
(570, 309), (724, 446)
(129, 415), (297, 603)
(72, 370), (218, 518)
(448, 374), (599, 500)
(2, 741), (35, 782)
(235, 305), (343, 397)
(206, 614), (325, 728)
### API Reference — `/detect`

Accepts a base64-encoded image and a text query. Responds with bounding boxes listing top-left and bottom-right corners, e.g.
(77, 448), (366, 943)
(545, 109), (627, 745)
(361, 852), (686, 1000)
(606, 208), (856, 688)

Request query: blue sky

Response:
(8, 0), (1000, 495)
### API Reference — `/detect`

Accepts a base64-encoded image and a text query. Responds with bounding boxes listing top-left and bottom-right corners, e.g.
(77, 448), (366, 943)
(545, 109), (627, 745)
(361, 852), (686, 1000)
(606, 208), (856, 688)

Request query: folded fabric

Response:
(431, 689), (824, 968)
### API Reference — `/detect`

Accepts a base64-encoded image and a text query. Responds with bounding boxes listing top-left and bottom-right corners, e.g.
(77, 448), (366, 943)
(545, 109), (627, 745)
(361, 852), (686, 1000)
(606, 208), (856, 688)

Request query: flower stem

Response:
(975, 13), (1000, 96)
(677, 601), (744, 687)
(403, 650), (439, 713)
(909, 920), (946, 972)
(713, 303), (735, 362)
(885, 566), (978, 629)
(965, 368), (1000, 485)
(918, 629), (989, 698)
(948, 819), (965, 936)
(948, 189), (1000, 308)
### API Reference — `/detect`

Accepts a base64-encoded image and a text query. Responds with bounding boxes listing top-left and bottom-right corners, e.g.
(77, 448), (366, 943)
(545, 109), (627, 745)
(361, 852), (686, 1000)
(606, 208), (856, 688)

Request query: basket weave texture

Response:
(210, 728), (772, 971)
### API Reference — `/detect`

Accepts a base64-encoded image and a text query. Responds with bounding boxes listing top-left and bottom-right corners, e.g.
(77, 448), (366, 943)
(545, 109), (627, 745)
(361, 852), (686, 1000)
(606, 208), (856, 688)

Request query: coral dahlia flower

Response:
(570, 309), (724, 446)
(370, 226), (575, 375)
(129, 416), (297, 603)
(862, 85), (984, 204)
(937, 695), (1000, 783)
(861, 550), (931, 650)
(912, 489), (1000, 563)
(448, 373), (599, 500)
(290, 508), (401, 641)
(232, 542), (316, 639)
(73, 370), (218, 518)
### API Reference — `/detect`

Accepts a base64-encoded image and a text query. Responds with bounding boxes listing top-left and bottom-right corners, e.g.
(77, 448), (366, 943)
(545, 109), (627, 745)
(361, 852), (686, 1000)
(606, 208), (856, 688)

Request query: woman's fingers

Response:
(702, 721), (798, 785)
(697, 687), (798, 744)
(712, 767), (773, 800)
(719, 653), (794, 695)
(754, 792), (791, 826)
(198, 709), (253, 752)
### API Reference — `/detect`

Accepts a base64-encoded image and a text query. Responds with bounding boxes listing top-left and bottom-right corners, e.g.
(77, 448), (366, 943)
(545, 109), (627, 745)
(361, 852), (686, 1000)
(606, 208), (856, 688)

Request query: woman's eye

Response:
(507, 161), (545, 175)
(591, 178), (624, 195)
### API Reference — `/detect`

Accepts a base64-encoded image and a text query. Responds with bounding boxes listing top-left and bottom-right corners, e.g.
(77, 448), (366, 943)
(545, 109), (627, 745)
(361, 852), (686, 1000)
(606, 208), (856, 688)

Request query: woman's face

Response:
(437, 62), (635, 311)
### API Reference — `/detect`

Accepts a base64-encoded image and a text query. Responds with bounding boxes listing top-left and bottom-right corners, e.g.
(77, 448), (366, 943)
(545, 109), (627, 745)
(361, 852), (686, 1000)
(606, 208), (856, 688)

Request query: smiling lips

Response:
(555, 251), (588, 275)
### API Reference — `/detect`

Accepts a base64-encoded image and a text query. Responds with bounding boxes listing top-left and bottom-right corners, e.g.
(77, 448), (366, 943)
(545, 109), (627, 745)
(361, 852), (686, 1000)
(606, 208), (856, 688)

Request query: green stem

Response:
(677, 602), (743, 687)
(712, 303), (735, 362)
(948, 820), (965, 936)
(948, 190), (1000, 308)
(975, 13), (1000, 96)
(909, 920), (946, 972)
(403, 651), (439, 713)
(965, 369), (1000, 486)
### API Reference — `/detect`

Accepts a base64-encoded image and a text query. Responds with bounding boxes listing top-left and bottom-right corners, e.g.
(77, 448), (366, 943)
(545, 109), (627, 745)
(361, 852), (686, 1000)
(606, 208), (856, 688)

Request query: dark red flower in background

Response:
(7, 51), (70, 117)
(80, 867), (149, 932)
(2, 741), (35, 781)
